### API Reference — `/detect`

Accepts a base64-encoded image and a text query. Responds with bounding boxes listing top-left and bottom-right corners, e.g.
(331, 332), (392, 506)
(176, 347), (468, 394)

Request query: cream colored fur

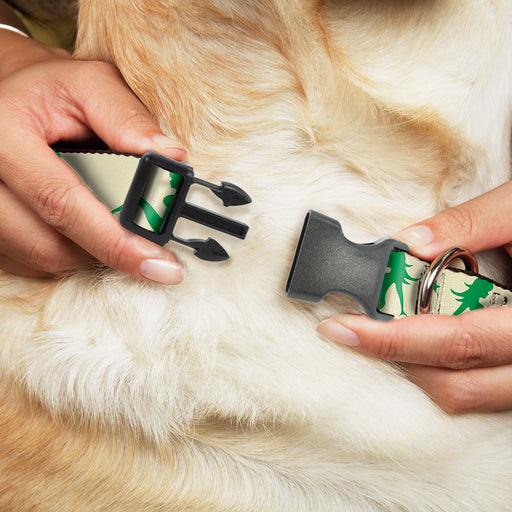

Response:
(1, 1), (512, 510)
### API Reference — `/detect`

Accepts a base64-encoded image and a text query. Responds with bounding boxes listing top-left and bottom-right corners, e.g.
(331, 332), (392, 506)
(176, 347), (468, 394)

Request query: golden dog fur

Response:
(1, 1), (512, 510)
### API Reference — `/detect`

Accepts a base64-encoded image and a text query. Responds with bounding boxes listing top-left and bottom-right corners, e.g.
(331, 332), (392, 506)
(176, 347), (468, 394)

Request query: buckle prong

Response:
(120, 152), (250, 261)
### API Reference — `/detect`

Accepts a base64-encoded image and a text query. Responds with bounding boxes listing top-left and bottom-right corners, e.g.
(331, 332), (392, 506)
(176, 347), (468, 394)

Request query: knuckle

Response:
(34, 182), (78, 231)
(441, 204), (476, 241)
(116, 103), (152, 129)
(442, 318), (487, 369)
(28, 239), (65, 274)
(91, 60), (118, 75)
(374, 332), (402, 360)
(77, 60), (119, 81)
(112, 109), (149, 143)
(101, 233), (129, 270)
(436, 371), (482, 415)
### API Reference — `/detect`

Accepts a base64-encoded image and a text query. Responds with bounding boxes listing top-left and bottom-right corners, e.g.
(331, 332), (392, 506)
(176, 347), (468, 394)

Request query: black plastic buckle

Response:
(120, 153), (251, 261)
(286, 210), (409, 321)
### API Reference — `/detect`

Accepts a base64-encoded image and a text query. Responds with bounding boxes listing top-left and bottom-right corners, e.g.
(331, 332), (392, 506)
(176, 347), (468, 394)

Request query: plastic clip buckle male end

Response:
(285, 210), (409, 321)
(120, 152), (251, 261)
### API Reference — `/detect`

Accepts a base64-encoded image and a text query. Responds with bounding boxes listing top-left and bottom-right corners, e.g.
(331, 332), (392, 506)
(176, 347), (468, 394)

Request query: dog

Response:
(1, 0), (512, 510)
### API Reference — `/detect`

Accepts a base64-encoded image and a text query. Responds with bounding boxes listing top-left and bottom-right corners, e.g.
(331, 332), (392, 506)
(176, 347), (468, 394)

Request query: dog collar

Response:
(52, 153), (512, 318)
(286, 210), (512, 320)
(56, 148), (251, 261)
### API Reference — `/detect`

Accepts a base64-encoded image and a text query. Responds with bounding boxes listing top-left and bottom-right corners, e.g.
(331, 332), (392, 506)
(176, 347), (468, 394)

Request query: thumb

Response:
(395, 180), (512, 260)
(73, 62), (187, 161)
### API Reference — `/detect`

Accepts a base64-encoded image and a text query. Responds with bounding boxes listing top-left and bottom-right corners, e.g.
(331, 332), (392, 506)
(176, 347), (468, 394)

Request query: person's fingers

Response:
(1, 58), (186, 165)
(0, 253), (53, 278)
(395, 180), (512, 260)
(0, 141), (184, 283)
(317, 307), (512, 369)
(318, 308), (512, 414)
(0, 182), (93, 273)
(0, 59), (186, 283)
(403, 363), (512, 414)
(51, 60), (187, 160)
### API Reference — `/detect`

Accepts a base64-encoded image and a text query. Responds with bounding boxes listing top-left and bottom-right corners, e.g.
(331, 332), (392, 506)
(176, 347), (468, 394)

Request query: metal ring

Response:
(417, 247), (478, 314)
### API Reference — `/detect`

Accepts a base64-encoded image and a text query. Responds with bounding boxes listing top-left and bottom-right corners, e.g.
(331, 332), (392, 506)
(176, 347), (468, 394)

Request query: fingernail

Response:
(317, 319), (360, 347)
(396, 225), (434, 251)
(150, 134), (187, 160)
(139, 259), (183, 285)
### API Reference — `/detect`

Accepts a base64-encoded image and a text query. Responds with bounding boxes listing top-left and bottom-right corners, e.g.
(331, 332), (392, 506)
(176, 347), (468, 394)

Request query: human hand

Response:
(318, 180), (512, 414)
(0, 30), (186, 283)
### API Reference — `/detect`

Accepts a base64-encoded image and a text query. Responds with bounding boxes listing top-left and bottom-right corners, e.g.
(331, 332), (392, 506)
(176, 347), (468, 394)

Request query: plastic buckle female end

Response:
(286, 210), (409, 321)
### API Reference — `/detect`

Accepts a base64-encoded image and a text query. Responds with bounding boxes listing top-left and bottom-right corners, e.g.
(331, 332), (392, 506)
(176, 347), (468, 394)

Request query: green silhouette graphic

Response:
(378, 252), (419, 316)
(137, 171), (182, 232)
(138, 198), (166, 231)
(451, 279), (493, 315)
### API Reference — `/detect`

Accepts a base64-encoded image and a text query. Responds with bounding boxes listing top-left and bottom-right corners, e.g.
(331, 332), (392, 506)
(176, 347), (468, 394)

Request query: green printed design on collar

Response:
(451, 279), (494, 315)
(378, 251), (419, 317)
(136, 171), (183, 232)
(378, 250), (512, 318)
(110, 170), (183, 232)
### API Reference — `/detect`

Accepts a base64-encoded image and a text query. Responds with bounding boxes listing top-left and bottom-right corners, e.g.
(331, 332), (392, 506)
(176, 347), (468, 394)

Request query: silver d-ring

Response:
(417, 247), (478, 314)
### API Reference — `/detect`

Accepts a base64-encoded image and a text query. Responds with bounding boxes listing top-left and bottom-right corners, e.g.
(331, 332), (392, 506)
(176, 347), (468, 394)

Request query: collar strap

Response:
(57, 149), (251, 261)
(379, 248), (511, 318)
(286, 210), (512, 320)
